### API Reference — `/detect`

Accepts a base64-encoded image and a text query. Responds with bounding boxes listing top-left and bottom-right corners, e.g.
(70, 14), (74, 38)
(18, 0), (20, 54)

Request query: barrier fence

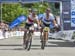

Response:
(0, 30), (41, 39)
(0, 29), (75, 41)
(0, 30), (24, 39)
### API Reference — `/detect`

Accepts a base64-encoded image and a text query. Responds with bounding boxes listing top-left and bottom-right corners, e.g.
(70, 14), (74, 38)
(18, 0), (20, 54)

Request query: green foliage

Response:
(1, 2), (60, 26)
(49, 3), (60, 16)
(32, 2), (49, 14)
(2, 3), (24, 23)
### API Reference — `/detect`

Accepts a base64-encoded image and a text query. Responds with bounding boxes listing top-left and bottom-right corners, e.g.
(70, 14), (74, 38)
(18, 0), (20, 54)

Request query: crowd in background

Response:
(0, 21), (9, 37)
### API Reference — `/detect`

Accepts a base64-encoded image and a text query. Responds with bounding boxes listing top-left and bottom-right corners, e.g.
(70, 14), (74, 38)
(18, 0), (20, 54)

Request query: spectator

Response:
(0, 21), (8, 37)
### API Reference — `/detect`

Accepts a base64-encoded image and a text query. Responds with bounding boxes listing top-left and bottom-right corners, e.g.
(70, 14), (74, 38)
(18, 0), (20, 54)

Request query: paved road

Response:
(0, 35), (75, 56)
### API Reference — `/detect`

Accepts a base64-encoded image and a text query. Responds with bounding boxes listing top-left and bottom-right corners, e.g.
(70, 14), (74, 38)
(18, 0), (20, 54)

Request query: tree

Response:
(2, 2), (60, 26)
(2, 3), (25, 23)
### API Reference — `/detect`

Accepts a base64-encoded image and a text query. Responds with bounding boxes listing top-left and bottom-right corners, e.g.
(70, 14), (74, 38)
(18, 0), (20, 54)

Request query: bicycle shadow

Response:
(0, 44), (41, 50)
(0, 40), (75, 51)
(0, 44), (22, 46)
(47, 40), (75, 47)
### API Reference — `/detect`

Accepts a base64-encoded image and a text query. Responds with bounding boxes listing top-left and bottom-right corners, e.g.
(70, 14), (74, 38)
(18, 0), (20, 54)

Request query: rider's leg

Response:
(23, 31), (26, 44)
(43, 31), (48, 41)
(42, 31), (48, 46)
(45, 32), (48, 41)
(23, 23), (29, 45)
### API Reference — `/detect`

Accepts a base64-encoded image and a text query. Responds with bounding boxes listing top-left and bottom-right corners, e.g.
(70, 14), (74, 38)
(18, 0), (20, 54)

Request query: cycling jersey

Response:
(25, 14), (38, 29)
(26, 14), (38, 24)
(42, 13), (55, 24)
(41, 13), (55, 27)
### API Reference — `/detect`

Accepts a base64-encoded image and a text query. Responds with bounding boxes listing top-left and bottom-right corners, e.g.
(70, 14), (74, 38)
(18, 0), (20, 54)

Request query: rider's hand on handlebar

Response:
(55, 24), (58, 28)
(38, 25), (41, 30)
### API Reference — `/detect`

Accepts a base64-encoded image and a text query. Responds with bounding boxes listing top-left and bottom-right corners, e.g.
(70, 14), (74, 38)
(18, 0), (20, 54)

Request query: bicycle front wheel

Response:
(41, 35), (46, 49)
(27, 32), (32, 51)
(23, 32), (28, 49)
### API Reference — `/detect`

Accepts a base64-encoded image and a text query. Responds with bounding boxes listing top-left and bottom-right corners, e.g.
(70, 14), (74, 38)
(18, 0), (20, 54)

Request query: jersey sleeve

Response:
(50, 13), (55, 20)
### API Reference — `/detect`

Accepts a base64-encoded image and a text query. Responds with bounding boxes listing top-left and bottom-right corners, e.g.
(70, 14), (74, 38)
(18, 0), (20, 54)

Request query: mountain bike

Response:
(23, 27), (34, 51)
(40, 27), (49, 49)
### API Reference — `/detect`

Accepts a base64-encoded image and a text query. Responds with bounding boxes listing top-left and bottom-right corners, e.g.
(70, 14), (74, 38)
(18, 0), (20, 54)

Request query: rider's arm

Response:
(38, 19), (42, 27)
(35, 16), (41, 27)
(53, 17), (58, 27)
(25, 15), (30, 23)
(50, 13), (57, 27)
(38, 14), (44, 26)
(53, 20), (57, 26)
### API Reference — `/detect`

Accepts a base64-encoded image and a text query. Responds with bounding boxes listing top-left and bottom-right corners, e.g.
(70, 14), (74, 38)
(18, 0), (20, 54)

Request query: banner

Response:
(71, 0), (75, 27)
(9, 15), (27, 29)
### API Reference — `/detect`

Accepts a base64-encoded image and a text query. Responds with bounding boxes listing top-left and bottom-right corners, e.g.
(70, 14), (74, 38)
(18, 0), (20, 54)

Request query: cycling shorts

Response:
(25, 23), (33, 29)
(41, 22), (50, 28)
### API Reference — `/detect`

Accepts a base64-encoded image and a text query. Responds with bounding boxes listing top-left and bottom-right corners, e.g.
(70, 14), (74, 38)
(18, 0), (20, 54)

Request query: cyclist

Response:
(23, 9), (39, 47)
(38, 8), (58, 44)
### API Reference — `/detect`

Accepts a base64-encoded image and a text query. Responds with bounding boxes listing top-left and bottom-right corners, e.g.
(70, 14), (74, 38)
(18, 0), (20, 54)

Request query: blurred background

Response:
(0, 2), (60, 29)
